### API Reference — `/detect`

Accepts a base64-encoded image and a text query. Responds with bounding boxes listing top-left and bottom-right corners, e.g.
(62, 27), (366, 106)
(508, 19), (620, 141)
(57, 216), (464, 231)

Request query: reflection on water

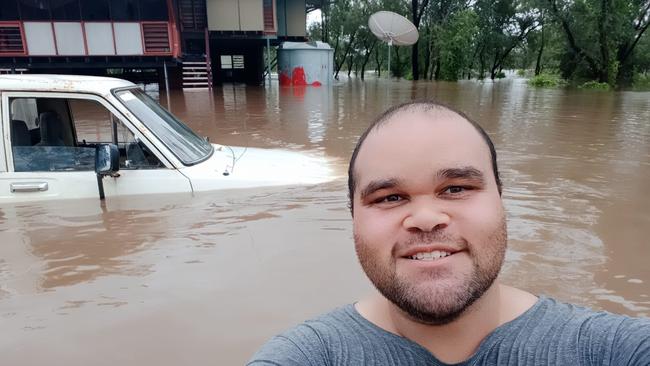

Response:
(1, 76), (649, 365)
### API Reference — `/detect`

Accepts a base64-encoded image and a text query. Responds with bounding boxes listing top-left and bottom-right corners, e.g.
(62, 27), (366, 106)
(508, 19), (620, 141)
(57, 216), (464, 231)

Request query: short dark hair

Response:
(347, 100), (502, 214)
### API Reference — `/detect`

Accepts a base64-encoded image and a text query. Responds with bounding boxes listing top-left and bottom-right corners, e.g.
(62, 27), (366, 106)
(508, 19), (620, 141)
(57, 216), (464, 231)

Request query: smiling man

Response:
(248, 101), (650, 365)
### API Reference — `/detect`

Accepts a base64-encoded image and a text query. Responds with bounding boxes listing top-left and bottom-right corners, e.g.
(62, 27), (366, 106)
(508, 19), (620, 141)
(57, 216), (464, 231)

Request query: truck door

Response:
(66, 96), (192, 198)
(0, 93), (192, 203)
(0, 94), (100, 202)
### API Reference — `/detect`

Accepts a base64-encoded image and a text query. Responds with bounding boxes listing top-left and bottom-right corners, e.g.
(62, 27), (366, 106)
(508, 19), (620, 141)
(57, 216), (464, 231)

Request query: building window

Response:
(111, 0), (140, 21)
(233, 55), (244, 69)
(51, 0), (81, 21)
(19, 0), (52, 20)
(220, 55), (245, 70)
(0, 0), (20, 21)
(139, 0), (168, 21)
(81, 0), (109, 21)
(220, 55), (232, 69)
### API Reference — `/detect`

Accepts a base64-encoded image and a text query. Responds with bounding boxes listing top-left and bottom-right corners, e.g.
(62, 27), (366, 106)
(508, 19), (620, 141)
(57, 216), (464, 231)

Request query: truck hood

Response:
(179, 144), (337, 192)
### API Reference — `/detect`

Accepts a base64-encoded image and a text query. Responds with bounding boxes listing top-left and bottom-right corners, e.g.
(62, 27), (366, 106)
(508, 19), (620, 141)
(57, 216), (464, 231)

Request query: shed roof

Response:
(279, 41), (332, 50)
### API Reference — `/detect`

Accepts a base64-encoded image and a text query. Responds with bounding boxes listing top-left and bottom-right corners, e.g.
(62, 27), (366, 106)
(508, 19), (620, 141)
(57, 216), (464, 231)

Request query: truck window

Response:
(10, 98), (39, 130)
(69, 99), (163, 169)
(9, 97), (93, 172)
(8, 97), (163, 172)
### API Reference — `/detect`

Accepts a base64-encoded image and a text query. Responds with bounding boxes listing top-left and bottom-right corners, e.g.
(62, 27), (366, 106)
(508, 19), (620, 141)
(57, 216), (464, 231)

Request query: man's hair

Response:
(347, 100), (502, 214)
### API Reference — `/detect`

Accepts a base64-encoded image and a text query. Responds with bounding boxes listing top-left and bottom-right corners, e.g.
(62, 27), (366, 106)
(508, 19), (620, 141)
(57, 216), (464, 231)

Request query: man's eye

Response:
(379, 194), (402, 203)
(444, 186), (465, 194)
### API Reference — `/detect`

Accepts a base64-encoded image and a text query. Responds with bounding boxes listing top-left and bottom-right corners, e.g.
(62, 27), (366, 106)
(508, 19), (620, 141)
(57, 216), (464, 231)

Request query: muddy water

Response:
(1, 77), (649, 365)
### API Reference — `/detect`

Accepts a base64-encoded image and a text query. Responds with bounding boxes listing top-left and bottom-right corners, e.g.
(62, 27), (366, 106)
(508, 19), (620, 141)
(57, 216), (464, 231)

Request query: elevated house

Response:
(0, 0), (312, 87)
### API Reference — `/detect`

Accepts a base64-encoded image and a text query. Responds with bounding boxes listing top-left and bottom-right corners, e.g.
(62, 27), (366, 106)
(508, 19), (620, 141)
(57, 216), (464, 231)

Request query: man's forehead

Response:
(354, 109), (492, 183)
(375, 107), (474, 133)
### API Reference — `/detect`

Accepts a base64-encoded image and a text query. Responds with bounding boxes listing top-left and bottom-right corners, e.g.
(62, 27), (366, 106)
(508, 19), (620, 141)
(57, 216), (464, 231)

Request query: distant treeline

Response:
(308, 0), (650, 88)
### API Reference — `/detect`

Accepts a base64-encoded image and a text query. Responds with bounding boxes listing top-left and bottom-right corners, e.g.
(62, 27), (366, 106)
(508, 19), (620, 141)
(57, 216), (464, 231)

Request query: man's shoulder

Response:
(519, 296), (650, 333)
(247, 304), (435, 366)
(247, 305), (358, 366)
(533, 296), (650, 326)
(491, 296), (650, 364)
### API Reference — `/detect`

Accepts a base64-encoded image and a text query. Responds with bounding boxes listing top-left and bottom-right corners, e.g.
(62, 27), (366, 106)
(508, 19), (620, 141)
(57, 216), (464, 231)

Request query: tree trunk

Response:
(394, 47), (403, 77)
(434, 57), (441, 80)
(360, 41), (377, 81)
(478, 50), (485, 79)
(347, 53), (354, 78)
(332, 36), (340, 80)
(334, 31), (357, 79)
(375, 47), (382, 77)
(410, 0), (430, 80)
(535, 27), (545, 75)
(321, 4), (329, 43)
(423, 35), (431, 80)
(547, 0), (601, 78)
(412, 43), (420, 80)
(598, 0), (611, 83)
(490, 51), (500, 80)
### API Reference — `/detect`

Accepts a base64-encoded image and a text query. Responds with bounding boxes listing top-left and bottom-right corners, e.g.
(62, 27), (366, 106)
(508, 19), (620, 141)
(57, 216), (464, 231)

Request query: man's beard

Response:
(354, 219), (507, 325)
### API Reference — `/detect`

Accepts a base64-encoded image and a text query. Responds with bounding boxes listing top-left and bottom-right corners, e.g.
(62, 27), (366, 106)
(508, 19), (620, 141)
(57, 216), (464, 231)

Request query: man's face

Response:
(352, 109), (507, 325)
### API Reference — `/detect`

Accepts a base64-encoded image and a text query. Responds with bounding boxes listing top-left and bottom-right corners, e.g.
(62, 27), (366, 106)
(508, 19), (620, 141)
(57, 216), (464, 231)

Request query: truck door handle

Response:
(10, 182), (49, 193)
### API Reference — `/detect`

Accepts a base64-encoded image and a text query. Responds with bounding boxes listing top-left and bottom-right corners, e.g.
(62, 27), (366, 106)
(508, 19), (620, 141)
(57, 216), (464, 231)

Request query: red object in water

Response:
(279, 71), (291, 86)
(291, 67), (307, 86)
(280, 67), (323, 86)
(292, 85), (306, 99)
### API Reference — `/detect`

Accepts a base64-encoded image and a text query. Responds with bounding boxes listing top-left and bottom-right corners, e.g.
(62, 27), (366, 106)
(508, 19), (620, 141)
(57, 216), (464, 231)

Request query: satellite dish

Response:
(369, 11), (419, 78)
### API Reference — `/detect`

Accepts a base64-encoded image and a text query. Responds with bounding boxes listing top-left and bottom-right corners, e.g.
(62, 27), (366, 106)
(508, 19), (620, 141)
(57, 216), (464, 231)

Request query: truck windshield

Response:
(114, 88), (213, 165)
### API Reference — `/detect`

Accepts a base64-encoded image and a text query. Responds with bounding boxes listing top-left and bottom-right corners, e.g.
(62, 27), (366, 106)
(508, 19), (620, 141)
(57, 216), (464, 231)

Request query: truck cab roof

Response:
(0, 74), (134, 95)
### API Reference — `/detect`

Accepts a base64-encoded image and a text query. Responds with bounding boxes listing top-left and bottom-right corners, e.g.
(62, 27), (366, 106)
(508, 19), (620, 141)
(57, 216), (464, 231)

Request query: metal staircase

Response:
(182, 59), (212, 90)
(179, 0), (207, 31)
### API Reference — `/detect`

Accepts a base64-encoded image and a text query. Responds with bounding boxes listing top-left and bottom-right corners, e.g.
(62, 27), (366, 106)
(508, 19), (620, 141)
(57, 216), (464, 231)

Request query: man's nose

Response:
(402, 199), (450, 232)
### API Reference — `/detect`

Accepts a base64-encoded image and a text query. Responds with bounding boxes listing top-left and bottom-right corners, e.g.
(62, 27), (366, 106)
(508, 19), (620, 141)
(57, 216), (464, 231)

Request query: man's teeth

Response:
(410, 250), (451, 261)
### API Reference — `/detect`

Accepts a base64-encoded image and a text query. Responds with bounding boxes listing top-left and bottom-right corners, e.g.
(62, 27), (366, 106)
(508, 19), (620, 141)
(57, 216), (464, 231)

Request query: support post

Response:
(205, 27), (213, 89)
(266, 38), (272, 85)
(387, 41), (392, 79)
(163, 61), (171, 110)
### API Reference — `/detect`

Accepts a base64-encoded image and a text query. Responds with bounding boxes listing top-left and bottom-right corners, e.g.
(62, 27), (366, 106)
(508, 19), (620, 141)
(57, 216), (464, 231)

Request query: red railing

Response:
(0, 22), (27, 56)
(141, 22), (172, 55)
(263, 0), (276, 34)
(179, 0), (207, 31)
(0, 21), (175, 57)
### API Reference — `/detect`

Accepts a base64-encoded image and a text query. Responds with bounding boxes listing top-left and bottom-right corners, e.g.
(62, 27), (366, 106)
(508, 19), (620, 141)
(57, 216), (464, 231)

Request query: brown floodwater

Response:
(1, 76), (649, 365)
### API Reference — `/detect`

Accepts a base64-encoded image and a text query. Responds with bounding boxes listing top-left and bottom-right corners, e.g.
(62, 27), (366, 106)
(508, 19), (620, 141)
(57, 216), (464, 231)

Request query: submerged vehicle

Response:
(0, 75), (332, 203)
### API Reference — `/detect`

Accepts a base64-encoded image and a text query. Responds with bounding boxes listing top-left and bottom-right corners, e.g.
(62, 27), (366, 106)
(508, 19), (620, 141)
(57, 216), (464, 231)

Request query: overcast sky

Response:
(307, 9), (321, 26)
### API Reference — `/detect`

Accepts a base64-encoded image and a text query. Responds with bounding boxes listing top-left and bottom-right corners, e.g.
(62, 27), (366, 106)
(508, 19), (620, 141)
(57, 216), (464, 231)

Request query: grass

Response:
(632, 72), (650, 90)
(528, 73), (565, 88)
(577, 81), (611, 90)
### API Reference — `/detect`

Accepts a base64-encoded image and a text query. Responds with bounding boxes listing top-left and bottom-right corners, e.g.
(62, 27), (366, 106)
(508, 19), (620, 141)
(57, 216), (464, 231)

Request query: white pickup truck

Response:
(0, 75), (332, 203)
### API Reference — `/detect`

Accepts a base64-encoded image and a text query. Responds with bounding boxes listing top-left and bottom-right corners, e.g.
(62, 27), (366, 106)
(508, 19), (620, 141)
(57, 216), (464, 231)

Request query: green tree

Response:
(474, 0), (537, 79)
(544, 0), (650, 85)
(437, 10), (479, 80)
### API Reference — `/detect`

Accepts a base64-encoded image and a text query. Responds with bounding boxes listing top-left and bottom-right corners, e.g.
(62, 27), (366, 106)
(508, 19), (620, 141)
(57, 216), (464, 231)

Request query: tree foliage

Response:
(306, 0), (650, 87)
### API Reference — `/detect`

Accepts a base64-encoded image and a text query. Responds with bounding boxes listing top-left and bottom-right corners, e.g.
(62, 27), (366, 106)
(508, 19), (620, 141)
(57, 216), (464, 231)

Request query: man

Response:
(248, 101), (650, 365)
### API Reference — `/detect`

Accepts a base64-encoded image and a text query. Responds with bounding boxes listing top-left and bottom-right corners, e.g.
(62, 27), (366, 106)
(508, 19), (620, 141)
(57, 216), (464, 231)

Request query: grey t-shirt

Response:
(248, 296), (650, 365)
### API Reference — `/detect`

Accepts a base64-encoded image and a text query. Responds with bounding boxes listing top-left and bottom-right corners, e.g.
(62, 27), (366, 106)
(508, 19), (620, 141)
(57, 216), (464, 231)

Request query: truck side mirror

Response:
(95, 144), (120, 200)
(95, 144), (120, 176)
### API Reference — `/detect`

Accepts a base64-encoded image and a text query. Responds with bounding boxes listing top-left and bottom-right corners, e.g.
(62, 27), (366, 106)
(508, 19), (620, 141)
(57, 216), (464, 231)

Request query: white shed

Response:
(277, 41), (333, 86)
